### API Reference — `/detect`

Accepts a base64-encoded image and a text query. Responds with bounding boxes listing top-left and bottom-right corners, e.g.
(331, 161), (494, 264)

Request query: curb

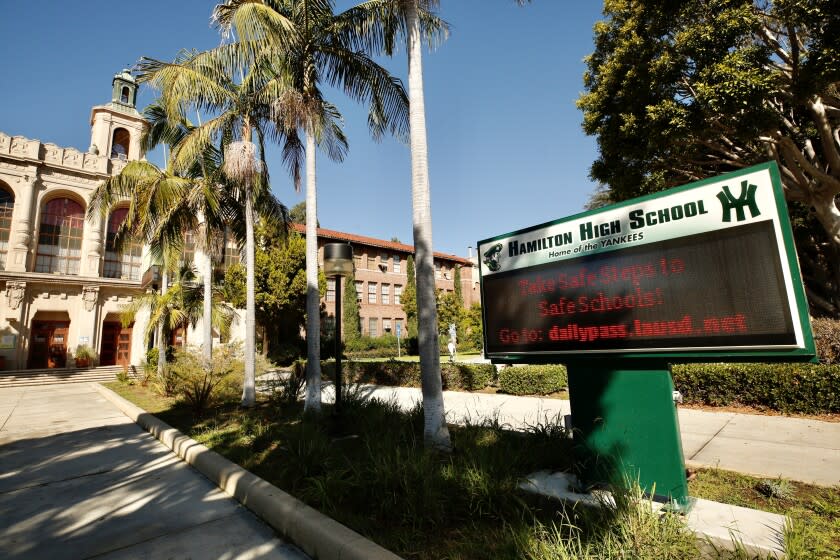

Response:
(93, 383), (401, 560)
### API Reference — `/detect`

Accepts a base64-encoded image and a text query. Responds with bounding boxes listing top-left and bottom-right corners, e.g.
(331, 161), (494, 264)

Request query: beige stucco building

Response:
(0, 71), (475, 371)
(1, 71), (162, 370)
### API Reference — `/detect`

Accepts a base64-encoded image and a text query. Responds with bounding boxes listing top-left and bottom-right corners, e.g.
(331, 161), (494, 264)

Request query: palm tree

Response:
(340, 0), (451, 449)
(121, 262), (235, 380)
(213, 0), (409, 413)
(135, 49), (289, 407)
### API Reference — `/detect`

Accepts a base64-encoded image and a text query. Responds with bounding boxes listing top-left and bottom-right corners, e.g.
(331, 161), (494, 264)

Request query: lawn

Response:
(105, 381), (839, 559)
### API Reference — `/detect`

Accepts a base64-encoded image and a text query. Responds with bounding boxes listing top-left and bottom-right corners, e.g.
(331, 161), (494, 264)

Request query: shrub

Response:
(498, 365), (568, 396)
(672, 363), (840, 414)
(322, 360), (494, 391)
(440, 363), (495, 391)
(168, 344), (243, 412)
(812, 318), (840, 365)
(344, 335), (404, 359)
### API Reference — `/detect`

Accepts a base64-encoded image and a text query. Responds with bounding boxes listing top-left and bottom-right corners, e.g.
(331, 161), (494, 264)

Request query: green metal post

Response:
(566, 360), (690, 508)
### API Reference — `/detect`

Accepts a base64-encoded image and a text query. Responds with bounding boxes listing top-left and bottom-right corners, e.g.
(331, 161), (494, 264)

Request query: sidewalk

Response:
(338, 384), (840, 487)
(0, 383), (309, 560)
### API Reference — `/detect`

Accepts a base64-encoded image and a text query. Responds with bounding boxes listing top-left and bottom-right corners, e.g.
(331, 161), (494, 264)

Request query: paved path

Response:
(0, 383), (309, 560)
(341, 385), (840, 487)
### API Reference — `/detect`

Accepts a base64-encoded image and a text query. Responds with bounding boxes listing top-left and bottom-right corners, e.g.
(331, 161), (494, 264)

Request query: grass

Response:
(107, 381), (839, 559)
(688, 468), (840, 558)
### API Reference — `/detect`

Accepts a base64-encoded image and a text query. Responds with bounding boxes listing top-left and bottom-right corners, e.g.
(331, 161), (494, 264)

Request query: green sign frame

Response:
(477, 162), (816, 363)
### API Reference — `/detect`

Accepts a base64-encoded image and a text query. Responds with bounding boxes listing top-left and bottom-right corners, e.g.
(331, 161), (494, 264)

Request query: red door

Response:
(28, 322), (69, 369)
(101, 322), (132, 367)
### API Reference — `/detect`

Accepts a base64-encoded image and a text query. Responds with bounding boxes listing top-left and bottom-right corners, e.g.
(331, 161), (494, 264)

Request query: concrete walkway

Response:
(0, 383), (309, 560)
(340, 384), (840, 487)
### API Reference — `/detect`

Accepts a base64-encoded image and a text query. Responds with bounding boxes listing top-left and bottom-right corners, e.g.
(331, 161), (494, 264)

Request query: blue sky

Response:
(0, 1), (604, 257)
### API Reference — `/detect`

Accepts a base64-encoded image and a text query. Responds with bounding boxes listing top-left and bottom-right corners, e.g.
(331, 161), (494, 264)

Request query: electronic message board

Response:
(477, 162), (815, 362)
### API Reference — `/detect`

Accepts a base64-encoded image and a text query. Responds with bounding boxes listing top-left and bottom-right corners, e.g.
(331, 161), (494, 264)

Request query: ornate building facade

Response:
(0, 71), (149, 370)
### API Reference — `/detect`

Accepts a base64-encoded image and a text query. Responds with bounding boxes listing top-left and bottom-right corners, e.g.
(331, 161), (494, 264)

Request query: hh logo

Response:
(483, 243), (503, 272)
(716, 181), (761, 222)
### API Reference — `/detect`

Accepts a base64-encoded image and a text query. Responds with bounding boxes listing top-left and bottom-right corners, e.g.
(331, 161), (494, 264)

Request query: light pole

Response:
(323, 243), (353, 415)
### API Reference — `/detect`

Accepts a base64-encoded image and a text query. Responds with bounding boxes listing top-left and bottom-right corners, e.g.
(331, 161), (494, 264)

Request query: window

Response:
(104, 208), (142, 280)
(0, 186), (14, 269)
(435, 261), (441, 279)
(120, 86), (130, 104)
(394, 285), (403, 305)
(381, 284), (390, 305)
(326, 278), (336, 302)
(355, 281), (363, 302)
(324, 316), (335, 331)
(35, 197), (84, 275)
(354, 254), (363, 269)
(368, 317), (378, 337)
(380, 253), (389, 271)
(383, 319), (392, 333)
(393, 254), (401, 274)
(110, 128), (130, 160)
(182, 231), (196, 265)
(368, 282), (378, 304)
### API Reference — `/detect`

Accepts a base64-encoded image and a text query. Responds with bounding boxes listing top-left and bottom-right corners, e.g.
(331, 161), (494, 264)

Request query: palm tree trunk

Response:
(241, 178), (257, 407)
(157, 271), (169, 380)
(407, 2), (451, 451)
(304, 129), (322, 413)
(202, 222), (213, 370)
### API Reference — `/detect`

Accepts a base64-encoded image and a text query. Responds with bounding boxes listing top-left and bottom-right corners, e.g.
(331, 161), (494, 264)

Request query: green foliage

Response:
(672, 363), (840, 414)
(460, 303), (484, 352)
(812, 318), (840, 364)
(225, 230), (309, 357)
(343, 334), (401, 358)
(167, 344), (243, 412)
(342, 267), (361, 341)
(578, 0), (840, 313)
(402, 255), (418, 338)
(322, 360), (495, 391)
(436, 289), (464, 338)
(498, 365), (568, 396)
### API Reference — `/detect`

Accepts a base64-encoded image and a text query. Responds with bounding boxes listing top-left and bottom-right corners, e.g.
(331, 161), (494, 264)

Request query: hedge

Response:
(321, 360), (495, 392)
(672, 363), (840, 414)
(497, 365), (568, 396)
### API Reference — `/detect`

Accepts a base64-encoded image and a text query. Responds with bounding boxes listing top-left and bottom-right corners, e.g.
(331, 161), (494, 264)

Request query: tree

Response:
(135, 49), (288, 407)
(224, 228), (317, 358)
(354, 0), (452, 449)
(342, 265), (362, 341)
(578, 0), (840, 313)
(460, 303), (483, 352)
(402, 254), (418, 337)
(122, 262), (234, 375)
(214, 0), (409, 414)
(453, 264), (463, 307)
(436, 290), (462, 339)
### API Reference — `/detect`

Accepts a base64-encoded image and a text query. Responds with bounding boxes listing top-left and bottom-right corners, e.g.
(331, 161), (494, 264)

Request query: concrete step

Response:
(0, 366), (132, 388)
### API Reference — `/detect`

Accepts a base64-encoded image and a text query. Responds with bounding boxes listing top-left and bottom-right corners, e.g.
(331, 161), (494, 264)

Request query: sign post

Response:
(477, 163), (815, 508)
(396, 323), (402, 358)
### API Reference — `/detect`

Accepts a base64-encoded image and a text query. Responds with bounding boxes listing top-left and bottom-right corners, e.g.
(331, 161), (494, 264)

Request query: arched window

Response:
(35, 197), (85, 275)
(0, 186), (14, 269)
(104, 207), (142, 280)
(110, 128), (130, 159)
(120, 86), (130, 104)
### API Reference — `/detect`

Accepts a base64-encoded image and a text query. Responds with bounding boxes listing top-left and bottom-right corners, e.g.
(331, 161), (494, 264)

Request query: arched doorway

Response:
(28, 312), (71, 369)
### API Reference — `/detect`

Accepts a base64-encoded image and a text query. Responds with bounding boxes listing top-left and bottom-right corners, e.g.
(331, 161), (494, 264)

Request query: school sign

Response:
(478, 162), (815, 362)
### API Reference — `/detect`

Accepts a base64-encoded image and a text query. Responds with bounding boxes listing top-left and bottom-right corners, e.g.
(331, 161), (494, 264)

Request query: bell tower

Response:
(89, 69), (146, 162)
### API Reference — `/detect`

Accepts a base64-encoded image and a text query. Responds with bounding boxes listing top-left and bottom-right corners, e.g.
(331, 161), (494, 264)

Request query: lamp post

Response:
(323, 243), (353, 415)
